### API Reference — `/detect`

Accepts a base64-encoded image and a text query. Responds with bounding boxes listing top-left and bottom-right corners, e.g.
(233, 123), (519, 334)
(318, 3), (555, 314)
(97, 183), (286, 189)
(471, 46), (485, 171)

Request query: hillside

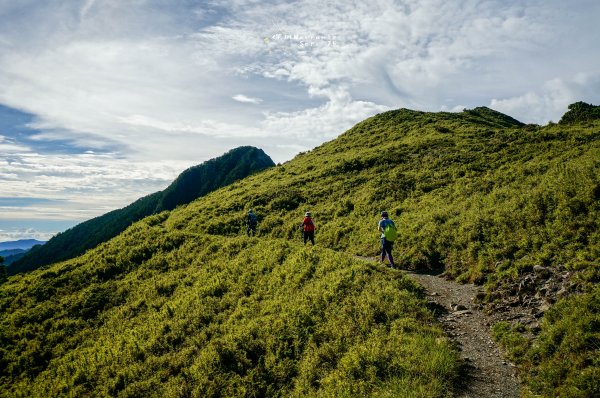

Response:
(0, 250), (25, 266)
(1, 104), (599, 397)
(9, 146), (274, 275)
(0, 249), (25, 258)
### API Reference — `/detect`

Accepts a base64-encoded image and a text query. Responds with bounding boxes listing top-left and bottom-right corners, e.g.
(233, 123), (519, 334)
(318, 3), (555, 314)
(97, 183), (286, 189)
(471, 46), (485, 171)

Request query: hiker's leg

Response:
(382, 240), (394, 267)
(309, 231), (315, 245)
(387, 242), (395, 267)
(303, 231), (308, 244)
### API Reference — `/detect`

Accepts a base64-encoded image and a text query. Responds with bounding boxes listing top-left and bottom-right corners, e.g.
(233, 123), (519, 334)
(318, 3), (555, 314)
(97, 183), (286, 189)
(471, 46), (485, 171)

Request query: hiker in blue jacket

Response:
(247, 209), (258, 236)
(378, 211), (396, 268)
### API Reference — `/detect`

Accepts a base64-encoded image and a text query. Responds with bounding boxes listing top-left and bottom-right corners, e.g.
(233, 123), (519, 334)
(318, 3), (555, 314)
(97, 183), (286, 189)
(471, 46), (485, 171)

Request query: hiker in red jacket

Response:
(301, 211), (315, 245)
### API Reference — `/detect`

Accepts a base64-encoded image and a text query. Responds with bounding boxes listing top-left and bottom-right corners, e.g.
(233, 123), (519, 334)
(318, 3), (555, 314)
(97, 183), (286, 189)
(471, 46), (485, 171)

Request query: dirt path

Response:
(357, 257), (521, 398)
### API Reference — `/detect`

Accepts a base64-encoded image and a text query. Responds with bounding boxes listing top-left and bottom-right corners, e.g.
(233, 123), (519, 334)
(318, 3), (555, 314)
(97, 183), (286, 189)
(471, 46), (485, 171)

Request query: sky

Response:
(1, 0), (599, 242)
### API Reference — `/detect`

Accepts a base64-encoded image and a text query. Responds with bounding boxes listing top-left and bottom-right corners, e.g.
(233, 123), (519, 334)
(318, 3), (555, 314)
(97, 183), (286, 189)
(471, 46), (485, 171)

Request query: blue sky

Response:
(1, 0), (599, 242)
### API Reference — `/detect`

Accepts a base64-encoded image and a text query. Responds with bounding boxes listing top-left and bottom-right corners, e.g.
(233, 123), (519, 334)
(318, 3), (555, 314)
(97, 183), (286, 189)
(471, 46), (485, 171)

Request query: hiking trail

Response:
(356, 256), (521, 398)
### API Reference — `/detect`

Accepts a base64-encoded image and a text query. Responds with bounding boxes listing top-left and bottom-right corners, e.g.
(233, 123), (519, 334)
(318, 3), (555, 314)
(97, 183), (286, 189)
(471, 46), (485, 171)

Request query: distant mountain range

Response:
(0, 239), (46, 266)
(0, 239), (46, 251)
(8, 146), (274, 274)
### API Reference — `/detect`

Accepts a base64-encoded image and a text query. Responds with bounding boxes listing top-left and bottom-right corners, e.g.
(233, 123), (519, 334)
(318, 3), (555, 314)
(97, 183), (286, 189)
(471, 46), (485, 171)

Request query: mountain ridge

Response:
(1, 103), (598, 397)
(9, 146), (274, 274)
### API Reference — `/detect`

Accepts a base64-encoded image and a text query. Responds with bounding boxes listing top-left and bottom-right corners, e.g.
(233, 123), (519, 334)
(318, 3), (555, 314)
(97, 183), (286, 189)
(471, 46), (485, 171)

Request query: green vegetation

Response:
(559, 101), (600, 124)
(0, 256), (5, 284)
(494, 287), (600, 398)
(10, 146), (274, 275)
(1, 104), (599, 396)
(0, 227), (458, 397)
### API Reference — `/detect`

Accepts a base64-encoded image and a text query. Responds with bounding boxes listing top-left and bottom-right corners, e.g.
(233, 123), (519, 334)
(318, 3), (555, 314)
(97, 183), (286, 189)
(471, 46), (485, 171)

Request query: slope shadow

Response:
(454, 359), (479, 397)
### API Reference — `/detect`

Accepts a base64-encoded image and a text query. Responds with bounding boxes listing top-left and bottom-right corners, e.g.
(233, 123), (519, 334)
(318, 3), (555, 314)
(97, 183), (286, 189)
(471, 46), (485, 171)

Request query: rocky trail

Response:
(356, 256), (522, 398)
(404, 267), (521, 398)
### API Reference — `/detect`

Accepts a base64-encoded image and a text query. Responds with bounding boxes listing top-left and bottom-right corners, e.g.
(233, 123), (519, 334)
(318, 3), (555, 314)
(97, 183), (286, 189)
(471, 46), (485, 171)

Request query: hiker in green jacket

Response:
(378, 211), (396, 268)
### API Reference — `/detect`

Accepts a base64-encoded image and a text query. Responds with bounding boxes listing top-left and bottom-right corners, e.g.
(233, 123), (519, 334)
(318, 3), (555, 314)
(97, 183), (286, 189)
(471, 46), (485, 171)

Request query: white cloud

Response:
(490, 73), (600, 123)
(232, 94), (263, 104)
(0, 150), (192, 222)
(79, 0), (97, 20)
(0, 135), (30, 153)
(0, 228), (55, 243)
(118, 114), (264, 138)
(2, 0), (598, 153)
(261, 88), (389, 141)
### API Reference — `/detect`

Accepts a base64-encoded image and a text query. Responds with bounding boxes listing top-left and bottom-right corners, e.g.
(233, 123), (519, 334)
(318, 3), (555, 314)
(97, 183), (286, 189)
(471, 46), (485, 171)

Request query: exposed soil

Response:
(356, 257), (522, 398)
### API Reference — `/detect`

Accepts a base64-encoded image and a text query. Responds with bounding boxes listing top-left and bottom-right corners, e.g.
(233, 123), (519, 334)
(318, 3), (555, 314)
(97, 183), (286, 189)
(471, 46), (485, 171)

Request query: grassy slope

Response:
(1, 106), (599, 397)
(0, 227), (457, 397)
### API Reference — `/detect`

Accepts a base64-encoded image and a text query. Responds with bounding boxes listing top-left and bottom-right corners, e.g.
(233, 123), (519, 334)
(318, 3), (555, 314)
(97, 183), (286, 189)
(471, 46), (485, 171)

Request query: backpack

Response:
(383, 222), (398, 242)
